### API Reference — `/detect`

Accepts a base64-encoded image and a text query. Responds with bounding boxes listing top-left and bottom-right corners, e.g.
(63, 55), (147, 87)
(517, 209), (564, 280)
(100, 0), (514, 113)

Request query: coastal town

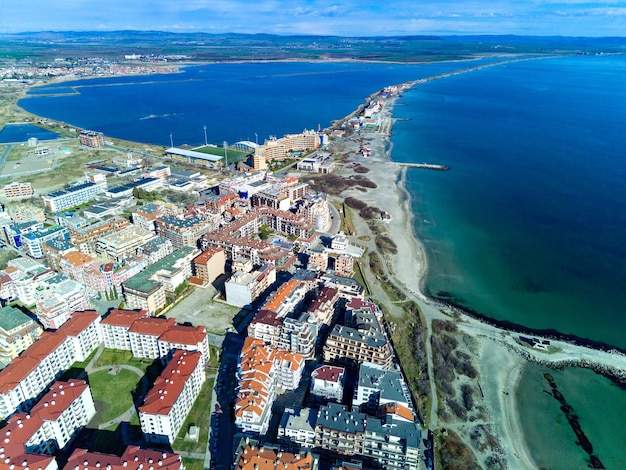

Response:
(1, 59), (626, 470)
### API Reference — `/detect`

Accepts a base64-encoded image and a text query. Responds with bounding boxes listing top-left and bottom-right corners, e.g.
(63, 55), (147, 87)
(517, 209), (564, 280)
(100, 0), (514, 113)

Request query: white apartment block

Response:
(0, 379), (95, 469)
(139, 350), (205, 445)
(42, 180), (108, 212)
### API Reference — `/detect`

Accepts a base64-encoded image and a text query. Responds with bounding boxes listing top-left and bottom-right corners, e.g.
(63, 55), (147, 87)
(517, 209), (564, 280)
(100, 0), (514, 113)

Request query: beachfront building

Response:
(0, 305), (42, 364)
(139, 350), (206, 446)
(314, 404), (367, 458)
(353, 362), (413, 414)
(79, 130), (105, 147)
(42, 180), (108, 212)
(254, 130), (322, 163)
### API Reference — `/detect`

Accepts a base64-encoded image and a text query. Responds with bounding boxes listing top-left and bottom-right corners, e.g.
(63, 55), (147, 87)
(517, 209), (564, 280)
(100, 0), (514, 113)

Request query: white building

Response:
(139, 350), (205, 445)
(310, 365), (345, 402)
(42, 180), (108, 212)
(225, 263), (276, 308)
(278, 407), (317, 449)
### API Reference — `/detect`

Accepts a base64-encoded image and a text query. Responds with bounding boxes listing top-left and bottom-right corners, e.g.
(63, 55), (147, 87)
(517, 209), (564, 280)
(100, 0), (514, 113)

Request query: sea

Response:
(18, 56), (626, 469)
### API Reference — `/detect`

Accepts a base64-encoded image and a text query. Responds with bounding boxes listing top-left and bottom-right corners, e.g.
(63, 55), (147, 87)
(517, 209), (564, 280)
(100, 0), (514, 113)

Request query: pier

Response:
(393, 162), (449, 171)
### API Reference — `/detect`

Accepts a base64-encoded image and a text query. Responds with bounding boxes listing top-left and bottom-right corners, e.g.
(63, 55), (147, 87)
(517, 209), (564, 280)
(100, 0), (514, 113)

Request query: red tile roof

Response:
(129, 317), (176, 336)
(57, 310), (100, 337)
(139, 350), (202, 416)
(21, 331), (67, 361)
(101, 309), (148, 327)
(65, 446), (182, 470)
(0, 356), (41, 393)
(312, 365), (345, 383)
(158, 325), (206, 345)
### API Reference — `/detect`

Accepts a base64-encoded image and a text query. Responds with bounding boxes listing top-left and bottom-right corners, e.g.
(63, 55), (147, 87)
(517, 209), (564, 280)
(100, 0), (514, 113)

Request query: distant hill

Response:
(1, 31), (624, 63)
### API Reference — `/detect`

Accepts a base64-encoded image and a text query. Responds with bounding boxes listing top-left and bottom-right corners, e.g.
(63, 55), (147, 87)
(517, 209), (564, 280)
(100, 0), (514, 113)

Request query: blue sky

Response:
(2, 0), (625, 36)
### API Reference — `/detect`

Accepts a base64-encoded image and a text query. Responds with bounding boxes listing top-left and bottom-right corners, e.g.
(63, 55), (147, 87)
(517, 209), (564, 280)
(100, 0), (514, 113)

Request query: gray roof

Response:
(358, 363), (406, 404)
(316, 403), (366, 433)
(365, 416), (421, 448)
(280, 407), (317, 434)
(330, 324), (387, 348)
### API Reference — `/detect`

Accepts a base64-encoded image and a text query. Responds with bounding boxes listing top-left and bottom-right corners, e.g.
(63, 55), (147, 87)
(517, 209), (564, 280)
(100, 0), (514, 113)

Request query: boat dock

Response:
(394, 162), (450, 171)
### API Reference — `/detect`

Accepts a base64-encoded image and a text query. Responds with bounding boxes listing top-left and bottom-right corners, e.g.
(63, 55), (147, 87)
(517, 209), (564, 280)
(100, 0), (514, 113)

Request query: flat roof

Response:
(166, 147), (223, 162)
(0, 306), (34, 332)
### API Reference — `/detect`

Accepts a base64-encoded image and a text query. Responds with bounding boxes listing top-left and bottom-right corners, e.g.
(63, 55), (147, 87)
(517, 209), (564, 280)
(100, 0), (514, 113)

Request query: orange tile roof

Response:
(193, 247), (224, 265)
(57, 310), (100, 337)
(236, 445), (314, 470)
(22, 331), (67, 361)
(128, 317), (176, 336)
(139, 350), (201, 416)
(101, 309), (147, 327)
(262, 279), (301, 314)
(378, 402), (415, 422)
(61, 250), (95, 267)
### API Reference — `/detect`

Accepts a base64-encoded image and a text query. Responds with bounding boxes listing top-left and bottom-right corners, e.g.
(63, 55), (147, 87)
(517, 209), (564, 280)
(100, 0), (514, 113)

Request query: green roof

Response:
(123, 246), (195, 293)
(0, 306), (33, 332)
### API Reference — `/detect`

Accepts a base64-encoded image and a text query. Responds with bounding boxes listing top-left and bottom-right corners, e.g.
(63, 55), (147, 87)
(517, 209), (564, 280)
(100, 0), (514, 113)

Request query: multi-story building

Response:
(235, 337), (304, 435)
(100, 309), (147, 351)
(69, 216), (130, 255)
(307, 285), (339, 325)
(155, 215), (216, 250)
(136, 236), (174, 264)
(262, 279), (307, 318)
(105, 177), (164, 199)
(225, 263), (276, 308)
(95, 224), (156, 261)
(362, 415), (421, 470)
(2, 181), (34, 198)
(248, 309), (317, 360)
(310, 365), (345, 402)
(0, 305), (42, 364)
(5, 220), (44, 249)
(254, 130), (321, 162)
(278, 407), (318, 450)
(139, 350), (205, 446)
(22, 225), (67, 259)
(79, 130), (105, 147)
(122, 246), (198, 314)
(157, 324), (210, 365)
(353, 362), (413, 414)
(56, 311), (102, 362)
(35, 275), (90, 329)
(132, 202), (170, 232)
(307, 249), (329, 271)
(44, 237), (77, 271)
(314, 404), (366, 458)
(66, 445), (184, 470)
(334, 253), (354, 277)
(0, 379), (96, 469)
(42, 180), (108, 212)
(233, 444), (317, 470)
(129, 317), (176, 360)
(192, 247), (226, 285)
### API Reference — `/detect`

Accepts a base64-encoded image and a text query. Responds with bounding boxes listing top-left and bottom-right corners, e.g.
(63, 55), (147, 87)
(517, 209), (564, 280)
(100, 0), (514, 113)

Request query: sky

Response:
(1, 0), (625, 37)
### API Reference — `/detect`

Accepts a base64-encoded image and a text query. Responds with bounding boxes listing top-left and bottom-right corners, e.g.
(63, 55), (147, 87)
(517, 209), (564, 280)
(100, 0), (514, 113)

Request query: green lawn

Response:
(88, 368), (142, 426)
(94, 348), (153, 370)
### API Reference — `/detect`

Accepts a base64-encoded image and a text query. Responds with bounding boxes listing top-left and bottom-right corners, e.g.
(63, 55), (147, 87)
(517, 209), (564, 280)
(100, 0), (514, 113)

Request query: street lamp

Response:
(169, 133), (173, 148)
(203, 125), (208, 146)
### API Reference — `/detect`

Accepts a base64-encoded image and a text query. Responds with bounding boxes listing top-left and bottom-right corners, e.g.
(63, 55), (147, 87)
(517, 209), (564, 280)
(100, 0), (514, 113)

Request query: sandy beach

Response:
(335, 88), (541, 468)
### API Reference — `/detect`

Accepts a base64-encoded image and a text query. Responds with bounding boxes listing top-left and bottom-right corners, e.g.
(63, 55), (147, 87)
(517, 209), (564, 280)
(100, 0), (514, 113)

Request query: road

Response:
(0, 144), (13, 172)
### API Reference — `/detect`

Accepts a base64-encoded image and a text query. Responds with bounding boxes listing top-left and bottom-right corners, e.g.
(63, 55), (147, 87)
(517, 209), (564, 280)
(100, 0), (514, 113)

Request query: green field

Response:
(194, 145), (249, 162)
(88, 368), (143, 426)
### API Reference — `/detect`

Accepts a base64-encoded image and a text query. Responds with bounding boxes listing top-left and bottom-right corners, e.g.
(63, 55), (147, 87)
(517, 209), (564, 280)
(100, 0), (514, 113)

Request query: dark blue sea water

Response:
(20, 61), (477, 147)
(0, 123), (61, 143)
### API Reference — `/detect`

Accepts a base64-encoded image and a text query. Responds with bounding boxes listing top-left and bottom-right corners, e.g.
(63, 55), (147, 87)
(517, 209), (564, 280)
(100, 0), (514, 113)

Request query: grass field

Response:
(172, 376), (215, 455)
(88, 368), (142, 426)
(194, 144), (249, 162)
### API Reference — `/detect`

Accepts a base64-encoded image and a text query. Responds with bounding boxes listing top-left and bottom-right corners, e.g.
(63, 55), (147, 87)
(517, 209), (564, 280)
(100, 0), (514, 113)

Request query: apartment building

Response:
(155, 215), (216, 249)
(66, 445), (183, 470)
(334, 254), (354, 277)
(310, 365), (345, 402)
(0, 379), (95, 469)
(69, 216), (130, 255)
(122, 246), (198, 314)
(248, 308), (317, 359)
(278, 407), (318, 450)
(137, 236), (174, 264)
(192, 247), (226, 285)
(35, 275), (90, 329)
(0, 305), (42, 363)
(233, 444), (317, 470)
(139, 350), (205, 446)
(42, 180), (108, 212)
(79, 130), (105, 147)
(307, 249), (329, 271)
(262, 279), (307, 318)
(314, 404), (366, 457)
(353, 362), (413, 414)
(95, 224), (156, 261)
(100, 309), (147, 351)
(2, 181), (34, 198)
(225, 263), (276, 308)
(129, 317), (176, 360)
(307, 285), (339, 326)
(235, 337), (304, 435)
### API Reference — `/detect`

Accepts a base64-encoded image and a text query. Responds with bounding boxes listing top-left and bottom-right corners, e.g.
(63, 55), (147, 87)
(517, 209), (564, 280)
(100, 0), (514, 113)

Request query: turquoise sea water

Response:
(392, 56), (626, 349)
